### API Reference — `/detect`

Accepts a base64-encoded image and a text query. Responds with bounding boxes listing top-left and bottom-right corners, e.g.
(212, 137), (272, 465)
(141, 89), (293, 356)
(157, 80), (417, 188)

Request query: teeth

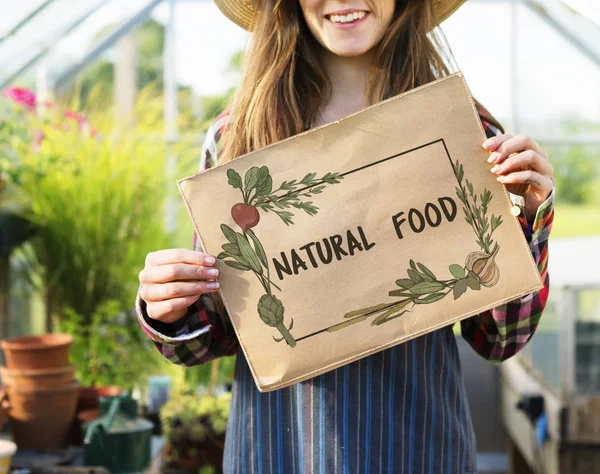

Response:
(330, 11), (365, 23)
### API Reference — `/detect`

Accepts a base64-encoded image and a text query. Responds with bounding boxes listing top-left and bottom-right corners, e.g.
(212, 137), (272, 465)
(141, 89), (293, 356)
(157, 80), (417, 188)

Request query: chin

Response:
(328, 43), (373, 58)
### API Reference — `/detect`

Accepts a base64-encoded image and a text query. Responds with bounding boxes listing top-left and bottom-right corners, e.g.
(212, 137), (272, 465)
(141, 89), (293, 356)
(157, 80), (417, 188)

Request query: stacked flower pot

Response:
(0, 334), (80, 449)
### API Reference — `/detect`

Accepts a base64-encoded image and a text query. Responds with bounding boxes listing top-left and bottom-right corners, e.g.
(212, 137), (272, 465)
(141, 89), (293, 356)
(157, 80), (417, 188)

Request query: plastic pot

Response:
(8, 381), (80, 450)
(1, 333), (73, 369)
(0, 364), (76, 390)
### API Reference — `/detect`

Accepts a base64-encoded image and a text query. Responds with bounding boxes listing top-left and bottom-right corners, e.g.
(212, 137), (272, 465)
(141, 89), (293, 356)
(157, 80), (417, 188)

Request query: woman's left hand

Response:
(483, 133), (554, 222)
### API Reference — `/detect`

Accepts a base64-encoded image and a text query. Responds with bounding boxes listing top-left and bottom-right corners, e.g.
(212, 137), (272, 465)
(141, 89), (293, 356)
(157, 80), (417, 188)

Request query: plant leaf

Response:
(395, 278), (415, 289)
(409, 259), (417, 271)
(217, 252), (229, 260)
(221, 224), (238, 244)
(254, 175), (273, 198)
(236, 233), (262, 273)
(227, 169), (243, 190)
(449, 264), (466, 279)
(225, 260), (251, 271)
(409, 281), (445, 295)
(417, 263), (436, 280)
(222, 243), (240, 255)
(244, 167), (259, 191)
(453, 278), (468, 300)
(414, 293), (446, 304)
(246, 229), (268, 268)
(407, 269), (422, 283)
(466, 275), (481, 291)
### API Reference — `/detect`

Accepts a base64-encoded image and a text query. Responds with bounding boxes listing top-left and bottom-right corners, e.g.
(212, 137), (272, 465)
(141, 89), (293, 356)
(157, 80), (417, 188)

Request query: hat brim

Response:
(214, 0), (467, 32)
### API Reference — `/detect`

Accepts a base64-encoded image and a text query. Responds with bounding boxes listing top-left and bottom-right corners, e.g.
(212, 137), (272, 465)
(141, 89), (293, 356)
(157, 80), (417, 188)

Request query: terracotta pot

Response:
(7, 381), (80, 450)
(77, 385), (122, 412)
(1, 333), (73, 370)
(0, 364), (76, 390)
(0, 386), (8, 430)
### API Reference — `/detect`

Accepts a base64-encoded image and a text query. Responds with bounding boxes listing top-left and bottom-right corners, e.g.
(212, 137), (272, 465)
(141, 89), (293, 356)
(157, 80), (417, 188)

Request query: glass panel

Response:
(519, 288), (563, 393)
(443, 2), (600, 140)
(575, 288), (600, 394)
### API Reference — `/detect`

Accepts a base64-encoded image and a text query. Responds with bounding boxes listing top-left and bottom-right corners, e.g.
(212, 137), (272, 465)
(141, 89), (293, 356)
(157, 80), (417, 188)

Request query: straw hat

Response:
(214, 0), (467, 31)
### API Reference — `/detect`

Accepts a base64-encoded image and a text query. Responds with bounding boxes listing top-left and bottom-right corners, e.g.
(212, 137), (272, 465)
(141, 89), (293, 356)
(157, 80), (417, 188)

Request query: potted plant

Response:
(160, 391), (231, 473)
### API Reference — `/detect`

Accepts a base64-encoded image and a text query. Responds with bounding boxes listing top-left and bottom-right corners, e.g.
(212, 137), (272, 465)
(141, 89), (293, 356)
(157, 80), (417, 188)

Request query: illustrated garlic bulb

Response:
(465, 243), (500, 288)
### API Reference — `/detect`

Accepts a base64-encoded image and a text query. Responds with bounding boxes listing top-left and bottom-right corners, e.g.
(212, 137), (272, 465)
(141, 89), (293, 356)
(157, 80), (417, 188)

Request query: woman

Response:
(137, 1), (554, 472)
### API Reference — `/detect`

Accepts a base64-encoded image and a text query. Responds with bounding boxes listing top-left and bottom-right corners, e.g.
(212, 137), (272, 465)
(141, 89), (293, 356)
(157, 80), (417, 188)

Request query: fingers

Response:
(489, 149), (553, 178)
(145, 249), (216, 268)
(496, 168), (553, 191)
(146, 295), (202, 323)
(140, 280), (219, 303)
(139, 263), (219, 284)
(483, 133), (549, 164)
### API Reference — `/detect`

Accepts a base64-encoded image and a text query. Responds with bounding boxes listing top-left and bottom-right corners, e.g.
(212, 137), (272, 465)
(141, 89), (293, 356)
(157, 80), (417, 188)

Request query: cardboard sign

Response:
(178, 73), (543, 392)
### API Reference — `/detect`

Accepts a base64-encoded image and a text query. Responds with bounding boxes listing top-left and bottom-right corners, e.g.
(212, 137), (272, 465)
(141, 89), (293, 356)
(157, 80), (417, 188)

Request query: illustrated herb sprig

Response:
(453, 160), (502, 253)
(333, 160), (505, 330)
(328, 258), (484, 329)
(219, 165), (344, 347)
(227, 167), (343, 227)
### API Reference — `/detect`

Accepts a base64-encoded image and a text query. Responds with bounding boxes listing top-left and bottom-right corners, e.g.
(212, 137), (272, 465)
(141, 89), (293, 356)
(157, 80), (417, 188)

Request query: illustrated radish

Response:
(231, 203), (260, 231)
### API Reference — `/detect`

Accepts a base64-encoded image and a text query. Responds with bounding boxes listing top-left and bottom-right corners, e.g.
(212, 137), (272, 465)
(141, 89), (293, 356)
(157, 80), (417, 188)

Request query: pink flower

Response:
(33, 130), (45, 150)
(2, 87), (37, 111)
(64, 110), (88, 127)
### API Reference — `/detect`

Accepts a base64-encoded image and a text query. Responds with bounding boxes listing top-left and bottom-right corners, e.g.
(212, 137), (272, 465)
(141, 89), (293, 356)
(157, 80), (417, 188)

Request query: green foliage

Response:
(60, 300), (160, 389)
(546, 144), (599, 205)
(8, 104), (172, 321)
(160, 392), (231, 466)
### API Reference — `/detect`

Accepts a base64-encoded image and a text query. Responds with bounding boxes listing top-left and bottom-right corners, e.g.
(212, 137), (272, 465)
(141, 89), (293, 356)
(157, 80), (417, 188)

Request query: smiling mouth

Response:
(325, 11), (369, 25)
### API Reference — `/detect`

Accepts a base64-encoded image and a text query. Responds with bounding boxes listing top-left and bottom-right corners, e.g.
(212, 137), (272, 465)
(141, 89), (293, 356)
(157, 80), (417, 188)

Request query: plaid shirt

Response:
(136, 109), (554, 473)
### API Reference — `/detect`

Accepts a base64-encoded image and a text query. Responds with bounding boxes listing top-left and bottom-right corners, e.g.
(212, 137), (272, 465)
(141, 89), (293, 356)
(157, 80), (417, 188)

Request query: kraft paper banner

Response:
(178, 73), (543, 392)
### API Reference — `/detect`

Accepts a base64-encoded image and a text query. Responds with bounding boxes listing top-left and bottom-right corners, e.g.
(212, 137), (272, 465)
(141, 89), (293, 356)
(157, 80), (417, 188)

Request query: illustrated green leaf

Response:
(244, 167), (260, 191)
(236, 233), (263, 273)
(388, 289), (414, 298)
(246, 229), (268, 268)
(449, 264), (466, 279)
(409, 281), (445, 295)
(409, 259), (417, 271)
(414, 293), (446, 304)
(225, 260), (251, 271)
(407, 269), (422, 283)
(255, 166), (269, 189)
(417, 263), (436, 280)
(227, 169), (243, 190)
(222, 243), (240, 255)
(217, 252), (229, 260)
(453, 279), (468, 300)
(395, 278), (415, 289)
(221, 224), (238, 244)
(254, 175), (273, 198)
(466, 275), (481, 291)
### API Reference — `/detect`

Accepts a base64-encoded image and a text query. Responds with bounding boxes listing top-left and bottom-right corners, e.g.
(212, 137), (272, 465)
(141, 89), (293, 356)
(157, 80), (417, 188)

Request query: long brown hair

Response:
(221, 0), (503, 163)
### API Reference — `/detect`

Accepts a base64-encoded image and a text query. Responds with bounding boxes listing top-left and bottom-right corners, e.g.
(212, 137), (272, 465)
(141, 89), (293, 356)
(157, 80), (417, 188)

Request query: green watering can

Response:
(83, 394), (154, 473)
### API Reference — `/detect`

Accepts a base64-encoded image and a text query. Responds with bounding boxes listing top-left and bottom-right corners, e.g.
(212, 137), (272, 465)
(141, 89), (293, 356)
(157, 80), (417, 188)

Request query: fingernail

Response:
(207, 282), (220, 290)
(490, 165), (500, 173)
(207, 268), (219, 277)
(204, 256), (216, 265)
(483, 139), (495, 150)
(497, 176), (506, 182)
(488, 153), (498, 163)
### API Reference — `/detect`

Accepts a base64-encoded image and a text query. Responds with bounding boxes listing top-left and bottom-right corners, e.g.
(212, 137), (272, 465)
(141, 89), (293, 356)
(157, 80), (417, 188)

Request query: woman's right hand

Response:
(139, 249), (220, 324)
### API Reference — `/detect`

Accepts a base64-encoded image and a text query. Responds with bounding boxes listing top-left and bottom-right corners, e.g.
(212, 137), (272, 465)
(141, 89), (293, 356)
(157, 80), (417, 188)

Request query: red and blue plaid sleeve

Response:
(136, 110), (240, 366)
(461, 117), (555, 362)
